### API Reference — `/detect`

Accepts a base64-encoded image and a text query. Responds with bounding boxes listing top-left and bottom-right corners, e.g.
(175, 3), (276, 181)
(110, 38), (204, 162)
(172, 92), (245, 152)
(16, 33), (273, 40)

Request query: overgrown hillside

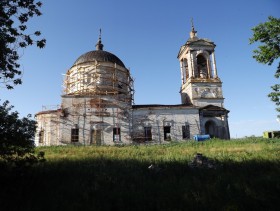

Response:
(0, 138), (279, 210)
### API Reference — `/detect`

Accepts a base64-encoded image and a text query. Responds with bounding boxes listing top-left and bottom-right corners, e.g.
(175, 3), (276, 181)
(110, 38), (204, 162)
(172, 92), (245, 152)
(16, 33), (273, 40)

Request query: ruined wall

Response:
(131, 106), (200, 143)
(35, 111), (61, 146)
(59, 96), (131, 145)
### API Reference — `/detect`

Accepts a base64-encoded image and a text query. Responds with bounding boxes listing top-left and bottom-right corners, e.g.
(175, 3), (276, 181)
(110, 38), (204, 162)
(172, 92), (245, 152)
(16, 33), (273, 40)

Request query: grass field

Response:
(0, 138), (279, 210)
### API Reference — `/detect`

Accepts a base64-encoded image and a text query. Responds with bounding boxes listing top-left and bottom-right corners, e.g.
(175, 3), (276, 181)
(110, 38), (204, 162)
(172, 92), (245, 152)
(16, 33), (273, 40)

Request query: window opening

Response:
(197, 55), (208, 78)
(144, 127), (152, 141)
(164, 126), (171, 141)
(182, 125), (190, 139)
(71, 128), (79, 142)
(113, 127), (121, 142)
(183, 59), (189, 80)
(39, 130), (44, 143)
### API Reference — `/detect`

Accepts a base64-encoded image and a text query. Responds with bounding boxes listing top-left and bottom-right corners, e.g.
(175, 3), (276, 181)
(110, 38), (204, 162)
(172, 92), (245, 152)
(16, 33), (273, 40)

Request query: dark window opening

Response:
(144, 127), (152, 141)
(183, 59), (189, 80)
(39, 130), (44, 143)
(182, 125), (190, 139)
(197, 55), (208, 78)
(71, 128), (79, 142)
(113, 127), (121, 142)
(164, 126), (171, 141)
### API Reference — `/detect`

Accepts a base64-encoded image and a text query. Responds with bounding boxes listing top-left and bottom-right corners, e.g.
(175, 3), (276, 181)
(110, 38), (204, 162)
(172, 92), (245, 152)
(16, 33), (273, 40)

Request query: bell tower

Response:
(178, 22), (224, 107)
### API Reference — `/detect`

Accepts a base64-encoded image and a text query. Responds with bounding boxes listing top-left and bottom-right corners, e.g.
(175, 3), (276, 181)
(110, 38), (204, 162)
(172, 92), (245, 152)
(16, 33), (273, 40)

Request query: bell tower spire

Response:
(95, 28), (104, 51)
(190, 18), (197, 39)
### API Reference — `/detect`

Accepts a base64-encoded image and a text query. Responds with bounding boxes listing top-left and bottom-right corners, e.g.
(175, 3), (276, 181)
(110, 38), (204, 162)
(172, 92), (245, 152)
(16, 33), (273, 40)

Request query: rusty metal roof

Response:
(132, 104), (197, 109)
(73, 50), (125, 68)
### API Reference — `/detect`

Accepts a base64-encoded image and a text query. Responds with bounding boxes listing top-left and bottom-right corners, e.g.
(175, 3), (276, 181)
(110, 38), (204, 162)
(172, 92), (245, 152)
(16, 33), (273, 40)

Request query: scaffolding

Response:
(59, 61), (135, 145)
(63, 61), (134, 104)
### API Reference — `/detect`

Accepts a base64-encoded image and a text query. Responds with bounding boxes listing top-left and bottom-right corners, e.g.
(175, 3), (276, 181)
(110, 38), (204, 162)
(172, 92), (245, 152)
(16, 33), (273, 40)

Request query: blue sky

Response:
(1, 0), (280, 138)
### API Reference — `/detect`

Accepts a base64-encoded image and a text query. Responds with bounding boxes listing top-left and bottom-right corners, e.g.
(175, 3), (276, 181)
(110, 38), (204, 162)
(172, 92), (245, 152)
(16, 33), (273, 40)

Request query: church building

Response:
(35, 25), (230, 146)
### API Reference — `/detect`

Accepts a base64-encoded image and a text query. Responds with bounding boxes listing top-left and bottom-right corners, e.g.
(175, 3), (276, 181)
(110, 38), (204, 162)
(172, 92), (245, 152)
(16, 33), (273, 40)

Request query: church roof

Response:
(132, 104), (197, 109)
(199, 105), (230, 113)
(72, 30), (125, 68)
(73, 50), (125, 68)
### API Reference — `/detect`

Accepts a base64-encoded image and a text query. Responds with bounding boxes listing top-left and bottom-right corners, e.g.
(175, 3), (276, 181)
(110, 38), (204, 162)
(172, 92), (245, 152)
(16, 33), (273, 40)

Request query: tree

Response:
(0, 0), (46, 89)
(0, 100), (44, 166)
(250, 16), (280, 116)
(0, 1), (46, 166)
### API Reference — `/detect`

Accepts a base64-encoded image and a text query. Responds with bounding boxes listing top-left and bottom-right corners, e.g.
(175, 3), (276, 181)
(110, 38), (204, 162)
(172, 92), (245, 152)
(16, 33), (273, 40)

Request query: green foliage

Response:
(0, 100), (45, 166)
(250, 16), (280, 116)
(0, 0), (45, 89)
(250, 16), (280, 67)
(0, 0), (46, 167)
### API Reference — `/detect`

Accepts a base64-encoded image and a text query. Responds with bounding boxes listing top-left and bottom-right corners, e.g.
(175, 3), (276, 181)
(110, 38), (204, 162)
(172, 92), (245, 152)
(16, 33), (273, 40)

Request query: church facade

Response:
(34, 26), (230, 146)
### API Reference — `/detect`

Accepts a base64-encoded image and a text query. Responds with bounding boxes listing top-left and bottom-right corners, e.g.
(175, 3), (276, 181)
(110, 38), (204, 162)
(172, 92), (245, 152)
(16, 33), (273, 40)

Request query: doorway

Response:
(91, 129), (102, 145)
(205, 121), (216, 138)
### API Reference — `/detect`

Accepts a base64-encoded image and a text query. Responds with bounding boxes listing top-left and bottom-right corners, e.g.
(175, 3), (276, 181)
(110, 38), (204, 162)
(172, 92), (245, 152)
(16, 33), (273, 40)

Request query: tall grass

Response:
(0, 138), (279, 211)
(39, 138), (280, 163)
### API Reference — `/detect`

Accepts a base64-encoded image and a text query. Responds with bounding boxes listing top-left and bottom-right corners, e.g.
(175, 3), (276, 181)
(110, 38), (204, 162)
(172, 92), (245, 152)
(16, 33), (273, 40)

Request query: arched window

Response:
(197, 55), (208, 78)
(183, 58), (189, 80)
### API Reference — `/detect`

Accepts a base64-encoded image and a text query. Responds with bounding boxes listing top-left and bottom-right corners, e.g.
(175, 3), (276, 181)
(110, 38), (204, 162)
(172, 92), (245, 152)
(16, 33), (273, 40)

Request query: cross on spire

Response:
(190, 18), (197, 39)
(95, 28), (104, 50)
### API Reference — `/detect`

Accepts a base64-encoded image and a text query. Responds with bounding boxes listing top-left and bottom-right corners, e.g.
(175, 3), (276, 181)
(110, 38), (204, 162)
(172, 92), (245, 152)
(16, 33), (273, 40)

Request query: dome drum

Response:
(63, 61), (133, 103)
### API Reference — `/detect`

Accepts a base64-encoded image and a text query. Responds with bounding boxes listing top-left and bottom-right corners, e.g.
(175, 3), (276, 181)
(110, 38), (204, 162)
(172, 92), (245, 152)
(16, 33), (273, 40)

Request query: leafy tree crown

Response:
(0, 0), (46, 89)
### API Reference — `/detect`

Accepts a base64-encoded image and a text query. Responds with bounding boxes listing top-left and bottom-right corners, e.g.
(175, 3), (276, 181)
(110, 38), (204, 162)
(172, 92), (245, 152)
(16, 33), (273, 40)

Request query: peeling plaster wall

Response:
(59, 96), (131, 145)
(181, 80), (224, 107)
(131, 106), (200, 142)
(35, 105), (203, 146)
(35, 112), (61, 146)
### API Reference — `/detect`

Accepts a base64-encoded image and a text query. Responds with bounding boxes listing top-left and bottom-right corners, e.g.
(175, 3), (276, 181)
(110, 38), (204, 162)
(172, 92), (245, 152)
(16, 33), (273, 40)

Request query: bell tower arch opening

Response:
(196, 54), (208, 79)
(183, 58), (189, 81)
